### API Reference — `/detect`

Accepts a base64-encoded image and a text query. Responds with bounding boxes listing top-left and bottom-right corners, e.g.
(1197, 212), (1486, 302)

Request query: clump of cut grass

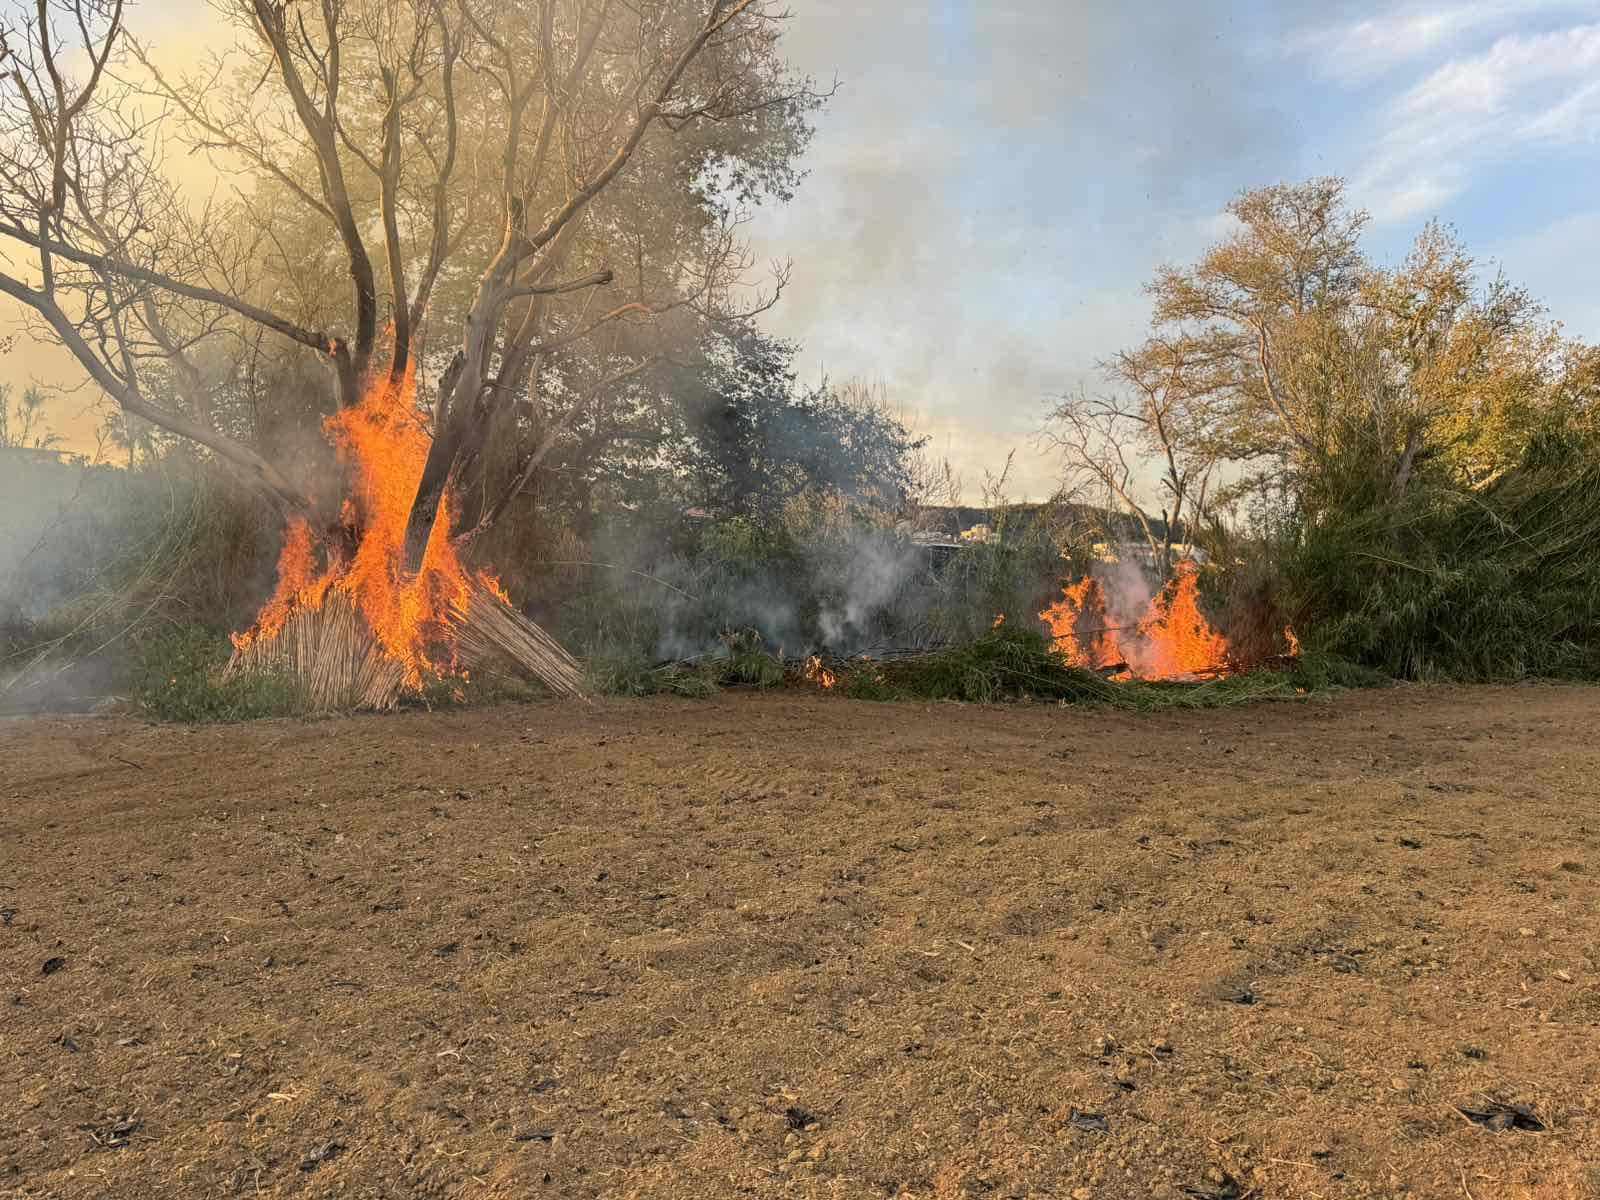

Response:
(719, 629), (787, 688)
(584, 651), (721, 698)
(837, 625), (1367, 709)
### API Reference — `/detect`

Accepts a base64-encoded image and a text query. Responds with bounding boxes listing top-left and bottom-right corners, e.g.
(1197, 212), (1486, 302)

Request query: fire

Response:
(803, 655), (837, 690)
(1038, 576), (1124, 672)
(1284, 625), (1302, 657)
(232, 365), (501, 690)
(1040, 562), (1231, 682)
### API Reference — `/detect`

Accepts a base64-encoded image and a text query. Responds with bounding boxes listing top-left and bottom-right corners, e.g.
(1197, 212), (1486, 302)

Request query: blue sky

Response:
(742, 0), (1600, 499)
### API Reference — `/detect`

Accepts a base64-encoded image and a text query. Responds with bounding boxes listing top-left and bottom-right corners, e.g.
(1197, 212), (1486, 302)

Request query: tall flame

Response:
(1040, 562), (1230, 681)
(232, 365), (499, 689)
(1038, 576), (1124, 672)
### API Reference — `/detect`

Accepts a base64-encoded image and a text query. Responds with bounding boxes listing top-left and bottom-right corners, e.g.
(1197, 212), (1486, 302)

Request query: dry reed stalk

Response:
(448, 580), (585, 699)
(224, 590), (406, 711)
(226, 580), (584, 709)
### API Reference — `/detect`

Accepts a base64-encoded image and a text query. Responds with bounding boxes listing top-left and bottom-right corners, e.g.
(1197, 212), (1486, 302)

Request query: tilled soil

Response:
(2, 685), (1598, 1200)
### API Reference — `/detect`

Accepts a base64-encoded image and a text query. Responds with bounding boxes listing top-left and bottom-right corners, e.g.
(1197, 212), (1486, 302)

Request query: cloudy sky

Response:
(733, 0), (1600, 498)
(8, 0), (1600, 499)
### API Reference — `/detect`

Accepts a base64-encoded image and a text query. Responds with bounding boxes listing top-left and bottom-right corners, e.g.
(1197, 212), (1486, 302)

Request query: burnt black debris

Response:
(299, 1140), (346, 1171)
(1457, 1099), (1545, 1132)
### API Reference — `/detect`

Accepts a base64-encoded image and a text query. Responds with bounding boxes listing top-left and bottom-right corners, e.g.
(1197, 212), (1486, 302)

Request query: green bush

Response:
(129, 625), (303, 722)
(1286, 434), (1600, 681)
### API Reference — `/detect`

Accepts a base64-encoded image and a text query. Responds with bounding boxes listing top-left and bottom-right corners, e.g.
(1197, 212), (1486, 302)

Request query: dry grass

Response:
(451, 578), (585, 699)
(222, 590), (407, 712)
(223, 580), (584, 712)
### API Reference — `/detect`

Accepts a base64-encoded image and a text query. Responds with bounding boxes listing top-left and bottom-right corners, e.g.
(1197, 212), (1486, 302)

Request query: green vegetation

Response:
(837, 625), (1373, 708)
(128, 625), (302, 723)
(7, 179), (1595, 721)
(1289, 432), (1600, 681)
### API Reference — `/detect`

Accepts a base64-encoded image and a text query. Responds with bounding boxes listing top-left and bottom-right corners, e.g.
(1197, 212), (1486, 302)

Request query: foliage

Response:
(1, 0), (824, 550)
(672, 329), (924, 521)
(1053, 178), (1597, 534)
(129, 625), (301, 723)
(922, 515), (1075, 643)
(517, 328), (923, 537)
(582, 629), (783, 698)
(0, 454), (282, 713)
(1286, 432), (1600, 681)
(846, 624), (1357, 708)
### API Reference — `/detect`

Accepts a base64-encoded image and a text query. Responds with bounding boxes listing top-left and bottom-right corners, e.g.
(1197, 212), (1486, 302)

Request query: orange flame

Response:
(1284, 625), (1302, 657)
(1040, 562), (1230, 682)
(803, 655), (837, 690)
(1038, 576), (1125, 672)
(232, 364), (501, 689)
(1130, 563), (1231, 680)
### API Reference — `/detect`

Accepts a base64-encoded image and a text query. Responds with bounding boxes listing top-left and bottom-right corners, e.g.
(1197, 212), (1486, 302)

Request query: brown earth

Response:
(2, 685), (1598, 1200)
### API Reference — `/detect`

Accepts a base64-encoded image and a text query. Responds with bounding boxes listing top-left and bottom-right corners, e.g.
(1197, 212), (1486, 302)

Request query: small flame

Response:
(1284, 625), (1302, 657)
(993, 613), (1006, 628)
(803, 655), (837, 690)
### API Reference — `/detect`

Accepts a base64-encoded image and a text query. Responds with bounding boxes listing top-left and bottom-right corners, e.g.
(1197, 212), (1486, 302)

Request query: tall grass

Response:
(1286, 433), (1600, 681)
(1, 455), (280, 713)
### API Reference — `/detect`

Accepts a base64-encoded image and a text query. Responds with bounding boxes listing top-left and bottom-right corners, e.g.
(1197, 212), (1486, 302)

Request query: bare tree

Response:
(1044, 336), (1222, 569)
(0, 0), (823, 561)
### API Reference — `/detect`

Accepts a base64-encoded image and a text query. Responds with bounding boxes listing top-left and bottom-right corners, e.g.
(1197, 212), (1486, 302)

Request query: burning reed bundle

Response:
(224, 589), (407, 712)
(449, 579), (585, 700)
(225, 580), (585, 712)
(222, 364), (588, 711)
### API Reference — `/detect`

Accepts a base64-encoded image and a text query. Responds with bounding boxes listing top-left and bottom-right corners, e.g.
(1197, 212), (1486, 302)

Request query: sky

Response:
(5, 0), (1600, 500)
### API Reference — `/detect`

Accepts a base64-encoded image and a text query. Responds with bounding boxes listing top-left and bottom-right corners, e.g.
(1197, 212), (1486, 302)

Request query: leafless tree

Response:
(1044, 336), (1223, 568)
(0, 0), (823, 563)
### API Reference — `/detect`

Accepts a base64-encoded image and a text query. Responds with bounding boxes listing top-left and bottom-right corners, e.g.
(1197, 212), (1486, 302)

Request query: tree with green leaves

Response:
(1051, 177), (1597, 530)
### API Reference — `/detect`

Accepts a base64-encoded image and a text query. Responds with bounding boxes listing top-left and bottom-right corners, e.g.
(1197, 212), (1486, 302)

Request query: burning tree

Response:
(0, 0), (823, 703)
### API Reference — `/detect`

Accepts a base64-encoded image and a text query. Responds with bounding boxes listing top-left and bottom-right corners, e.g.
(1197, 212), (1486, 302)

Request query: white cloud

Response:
(1348, 21), (1600, 222)
(1290, 0), (1577, 81)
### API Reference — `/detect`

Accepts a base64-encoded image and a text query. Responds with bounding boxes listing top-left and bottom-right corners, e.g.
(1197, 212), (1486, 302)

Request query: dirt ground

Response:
(2, 686), (1598, 1200)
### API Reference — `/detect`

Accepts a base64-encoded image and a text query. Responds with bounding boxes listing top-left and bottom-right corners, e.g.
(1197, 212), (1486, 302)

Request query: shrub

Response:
(129, 625), (302, 722)
(1286, 434), (1600, 681)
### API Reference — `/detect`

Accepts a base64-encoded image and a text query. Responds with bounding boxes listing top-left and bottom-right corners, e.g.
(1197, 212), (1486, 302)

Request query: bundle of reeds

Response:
(448, 579), (585, 699)
(223, 589), (407, 711)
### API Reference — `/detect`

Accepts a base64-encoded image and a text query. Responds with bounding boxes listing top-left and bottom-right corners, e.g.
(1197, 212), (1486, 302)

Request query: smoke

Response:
(0, 449), (283, 712)
(584, 517), (949, 665)
(1095, 556), (1159, 633)
(815, 533), (926, 650)
(0, 452), (102, 623)
(744, 0), (1324, 501)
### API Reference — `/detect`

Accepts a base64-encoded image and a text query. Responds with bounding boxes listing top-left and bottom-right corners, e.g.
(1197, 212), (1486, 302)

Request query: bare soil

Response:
(2, 686), (1598, 1200)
